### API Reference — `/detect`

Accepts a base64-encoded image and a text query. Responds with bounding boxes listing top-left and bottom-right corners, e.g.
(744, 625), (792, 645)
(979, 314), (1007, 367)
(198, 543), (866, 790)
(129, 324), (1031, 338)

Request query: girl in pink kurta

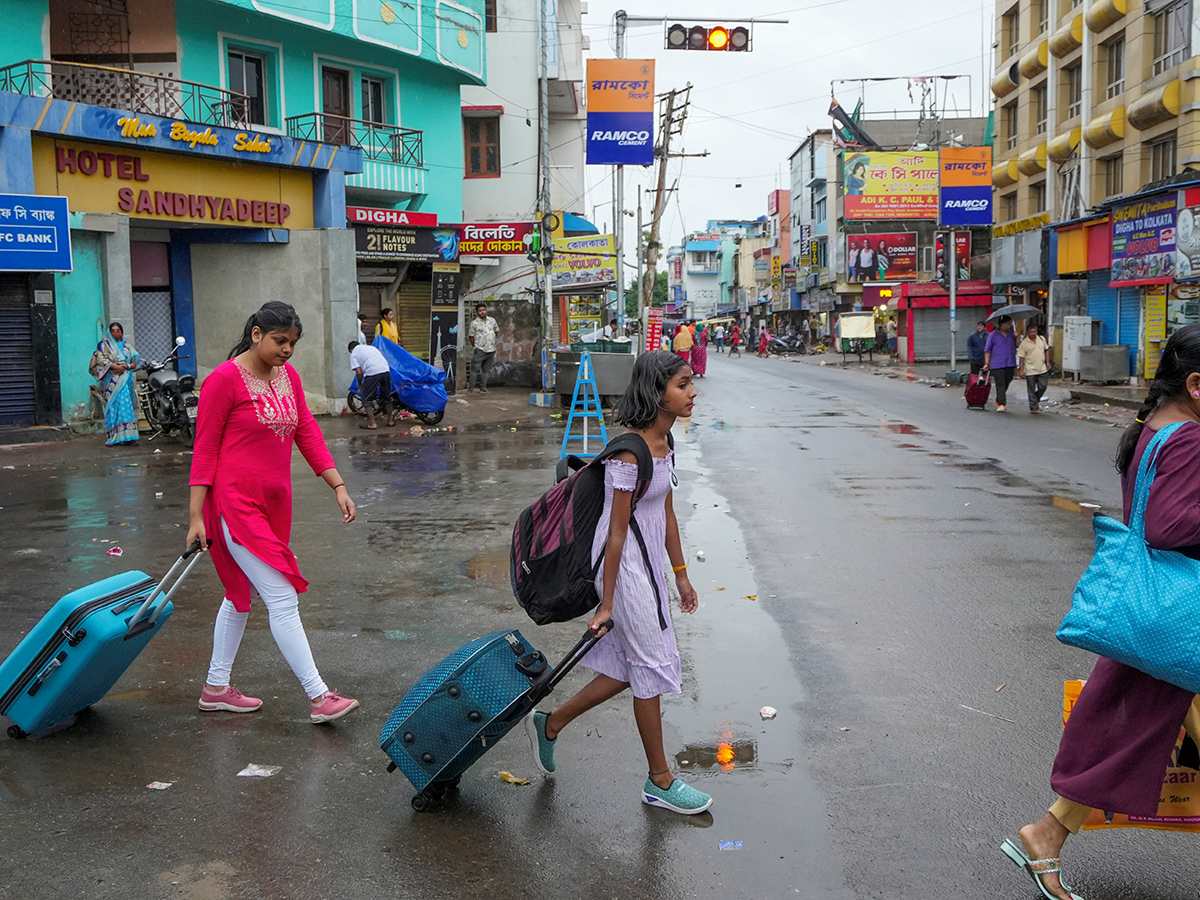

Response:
(188, 302), (360, 724)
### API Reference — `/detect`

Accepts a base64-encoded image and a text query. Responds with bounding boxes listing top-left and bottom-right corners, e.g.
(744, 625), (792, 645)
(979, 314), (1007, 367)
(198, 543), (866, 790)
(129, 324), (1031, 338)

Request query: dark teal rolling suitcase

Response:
(0, 543), (205, 738)
(379, 623), (607, 810)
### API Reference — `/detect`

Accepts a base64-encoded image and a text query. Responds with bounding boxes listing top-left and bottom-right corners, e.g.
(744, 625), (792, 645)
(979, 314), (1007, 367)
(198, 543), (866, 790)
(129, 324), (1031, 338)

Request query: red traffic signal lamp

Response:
(666, 22), (752, 51)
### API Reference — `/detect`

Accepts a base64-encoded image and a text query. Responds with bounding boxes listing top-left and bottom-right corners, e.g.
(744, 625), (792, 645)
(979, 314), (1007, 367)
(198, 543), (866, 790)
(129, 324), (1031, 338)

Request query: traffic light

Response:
(934, 234), (949, 289)
(665, 23), (752, 51)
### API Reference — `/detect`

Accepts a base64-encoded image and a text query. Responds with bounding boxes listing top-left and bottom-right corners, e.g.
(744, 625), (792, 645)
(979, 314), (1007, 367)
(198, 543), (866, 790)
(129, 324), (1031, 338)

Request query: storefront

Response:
(1, 92), (363, 418)
(889, 281), (994, 363)
(348, 205), (460, 372)
(992, 214), (1050, 306)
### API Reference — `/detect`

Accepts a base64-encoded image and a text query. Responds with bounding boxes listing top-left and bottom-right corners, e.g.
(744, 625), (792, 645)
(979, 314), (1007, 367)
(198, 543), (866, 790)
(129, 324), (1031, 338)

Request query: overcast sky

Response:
(578, 0), (995, 263)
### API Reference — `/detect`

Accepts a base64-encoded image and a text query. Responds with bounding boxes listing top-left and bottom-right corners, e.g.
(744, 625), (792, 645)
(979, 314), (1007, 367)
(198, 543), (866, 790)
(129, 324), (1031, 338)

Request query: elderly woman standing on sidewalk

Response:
(89, 321), (141, 446)
(1001, 323), (1200, 900)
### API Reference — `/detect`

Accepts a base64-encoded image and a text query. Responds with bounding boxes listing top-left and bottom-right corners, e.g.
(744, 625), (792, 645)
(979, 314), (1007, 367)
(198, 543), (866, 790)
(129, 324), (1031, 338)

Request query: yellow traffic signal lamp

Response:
(666, 22), (754, 51)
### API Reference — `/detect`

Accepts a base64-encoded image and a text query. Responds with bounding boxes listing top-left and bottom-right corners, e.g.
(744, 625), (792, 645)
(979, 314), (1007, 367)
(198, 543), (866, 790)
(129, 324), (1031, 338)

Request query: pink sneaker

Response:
(198, 685), (263, 713)
(310, 690), (360, 724)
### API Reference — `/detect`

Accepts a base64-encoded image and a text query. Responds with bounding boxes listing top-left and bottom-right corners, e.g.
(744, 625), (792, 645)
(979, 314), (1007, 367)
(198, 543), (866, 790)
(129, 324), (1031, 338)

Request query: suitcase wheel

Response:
(7, 724), (27, 740)
(411, 793), (431, 812)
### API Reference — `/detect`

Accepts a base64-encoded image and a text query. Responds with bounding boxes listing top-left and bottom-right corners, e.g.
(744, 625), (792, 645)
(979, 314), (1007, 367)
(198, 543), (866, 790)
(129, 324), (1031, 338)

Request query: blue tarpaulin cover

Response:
(351, 336), (448, 413)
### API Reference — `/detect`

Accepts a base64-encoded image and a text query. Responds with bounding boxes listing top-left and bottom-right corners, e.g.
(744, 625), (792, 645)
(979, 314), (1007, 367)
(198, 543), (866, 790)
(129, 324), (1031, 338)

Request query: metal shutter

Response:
(911, 308), (974, 362)
(0, 275), (36, 426)
(1116, 287), (1140, 376)
(1086, 270), (1118, 344)
(396, 280), (431, 360)
(131, 290), (175, 365)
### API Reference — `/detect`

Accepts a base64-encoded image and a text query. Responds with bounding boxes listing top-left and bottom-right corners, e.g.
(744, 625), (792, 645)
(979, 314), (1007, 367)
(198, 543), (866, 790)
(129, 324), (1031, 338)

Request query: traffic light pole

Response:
(539, 0), (554, 389)
(948, 228), (958, 374)
(615, 11), (627, 337)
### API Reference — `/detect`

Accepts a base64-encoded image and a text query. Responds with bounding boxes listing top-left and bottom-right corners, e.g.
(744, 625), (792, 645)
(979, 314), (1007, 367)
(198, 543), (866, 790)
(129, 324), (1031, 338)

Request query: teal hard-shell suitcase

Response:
(0, 544), (205, 738)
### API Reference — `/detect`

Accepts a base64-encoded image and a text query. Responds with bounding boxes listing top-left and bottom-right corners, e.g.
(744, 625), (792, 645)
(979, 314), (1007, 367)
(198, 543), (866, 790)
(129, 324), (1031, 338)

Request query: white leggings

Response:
(205, 518), (328, 699)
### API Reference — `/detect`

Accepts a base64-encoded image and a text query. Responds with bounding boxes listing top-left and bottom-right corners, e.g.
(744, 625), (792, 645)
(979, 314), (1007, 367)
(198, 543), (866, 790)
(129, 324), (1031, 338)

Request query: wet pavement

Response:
(1, 356), (1196, 899)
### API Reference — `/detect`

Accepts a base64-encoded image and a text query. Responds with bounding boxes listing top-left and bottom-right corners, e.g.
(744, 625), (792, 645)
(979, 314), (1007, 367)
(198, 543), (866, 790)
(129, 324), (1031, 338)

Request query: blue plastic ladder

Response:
(560, 350), (609, 459)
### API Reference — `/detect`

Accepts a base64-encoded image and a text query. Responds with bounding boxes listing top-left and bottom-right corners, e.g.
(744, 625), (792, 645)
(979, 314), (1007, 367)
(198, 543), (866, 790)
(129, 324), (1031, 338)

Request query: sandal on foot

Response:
(1001, 839), (1085, 900)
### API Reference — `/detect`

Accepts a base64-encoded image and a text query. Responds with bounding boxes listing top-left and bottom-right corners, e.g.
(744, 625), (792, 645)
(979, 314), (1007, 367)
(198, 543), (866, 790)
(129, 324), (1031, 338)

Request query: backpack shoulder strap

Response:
(592, 432), (654, 501)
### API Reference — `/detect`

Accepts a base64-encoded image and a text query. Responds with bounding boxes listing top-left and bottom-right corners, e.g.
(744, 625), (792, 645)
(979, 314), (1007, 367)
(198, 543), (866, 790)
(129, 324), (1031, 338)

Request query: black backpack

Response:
(510, 432), (672, 627)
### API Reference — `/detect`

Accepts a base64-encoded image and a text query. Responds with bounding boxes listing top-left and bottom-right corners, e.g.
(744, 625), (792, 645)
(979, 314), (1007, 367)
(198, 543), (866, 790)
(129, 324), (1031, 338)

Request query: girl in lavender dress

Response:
(524, 351), (712, 815)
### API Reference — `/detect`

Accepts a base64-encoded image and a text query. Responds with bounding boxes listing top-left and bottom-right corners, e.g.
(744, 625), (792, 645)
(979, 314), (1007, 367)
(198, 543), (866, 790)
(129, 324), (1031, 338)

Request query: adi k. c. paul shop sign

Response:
(30, 137), (314, 228)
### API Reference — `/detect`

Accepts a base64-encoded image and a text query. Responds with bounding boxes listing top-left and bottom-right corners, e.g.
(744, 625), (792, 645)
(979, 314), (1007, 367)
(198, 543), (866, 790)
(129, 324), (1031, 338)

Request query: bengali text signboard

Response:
(843, 151), (939, 220)
(550, 234), (615, 289)
(0, 193), (72, 272)
(456, 222), (535, 255)
(586, 60), (654, 166)
(939, 147), (993, 227)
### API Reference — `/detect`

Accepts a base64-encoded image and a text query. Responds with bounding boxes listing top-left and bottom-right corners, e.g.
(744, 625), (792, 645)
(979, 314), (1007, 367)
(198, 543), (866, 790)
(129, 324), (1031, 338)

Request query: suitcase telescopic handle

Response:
(541, 619), (614, 695)
(127, 542), (209, 636)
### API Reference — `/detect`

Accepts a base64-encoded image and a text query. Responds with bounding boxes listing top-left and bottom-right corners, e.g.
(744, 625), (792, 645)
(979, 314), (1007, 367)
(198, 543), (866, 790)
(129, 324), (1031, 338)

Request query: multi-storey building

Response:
(1, 0), (484, 429)
(678, 219), (767, 321)
(790, 129), (838, 319)
(457, 0), (588, 386)
(993, 0), (1198, 379)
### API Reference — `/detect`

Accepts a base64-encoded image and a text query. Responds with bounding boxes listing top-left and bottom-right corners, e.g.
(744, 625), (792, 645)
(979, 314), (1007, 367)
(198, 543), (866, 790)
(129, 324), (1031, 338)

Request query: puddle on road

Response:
(459, 554), (511, 589)
(665, 431), (810, 793)
(881, 423), (921, 434)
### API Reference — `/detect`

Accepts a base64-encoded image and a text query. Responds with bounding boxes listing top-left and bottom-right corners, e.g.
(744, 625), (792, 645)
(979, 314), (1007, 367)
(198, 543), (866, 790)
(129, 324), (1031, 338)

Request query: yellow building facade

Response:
(992, 0), (1196, 223)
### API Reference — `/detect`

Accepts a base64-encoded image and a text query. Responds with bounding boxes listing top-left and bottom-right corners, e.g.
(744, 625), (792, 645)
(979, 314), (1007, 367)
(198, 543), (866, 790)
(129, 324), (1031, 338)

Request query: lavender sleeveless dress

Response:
(583, 454), (681, 699)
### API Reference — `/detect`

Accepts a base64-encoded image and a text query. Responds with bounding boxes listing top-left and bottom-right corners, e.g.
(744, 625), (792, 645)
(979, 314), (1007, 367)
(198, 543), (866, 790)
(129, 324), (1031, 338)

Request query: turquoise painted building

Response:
(0, 0), (484, 430)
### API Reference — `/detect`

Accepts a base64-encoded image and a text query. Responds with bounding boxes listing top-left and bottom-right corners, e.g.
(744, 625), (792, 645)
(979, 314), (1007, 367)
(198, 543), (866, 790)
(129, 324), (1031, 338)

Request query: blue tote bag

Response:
(1057, 421), (1200, 693)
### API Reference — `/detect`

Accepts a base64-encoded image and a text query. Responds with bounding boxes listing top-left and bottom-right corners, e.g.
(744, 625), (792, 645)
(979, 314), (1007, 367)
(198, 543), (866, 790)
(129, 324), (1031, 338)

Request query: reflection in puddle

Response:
(676, 732), (758, 772)
(460, 554), (511, 589)
(882, 423), (920, 434)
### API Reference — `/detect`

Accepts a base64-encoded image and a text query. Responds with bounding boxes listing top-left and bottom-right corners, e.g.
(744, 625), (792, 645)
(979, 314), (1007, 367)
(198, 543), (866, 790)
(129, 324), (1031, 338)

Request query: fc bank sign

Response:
(0, 194), (72, 272)
(586, 59), (654, 166)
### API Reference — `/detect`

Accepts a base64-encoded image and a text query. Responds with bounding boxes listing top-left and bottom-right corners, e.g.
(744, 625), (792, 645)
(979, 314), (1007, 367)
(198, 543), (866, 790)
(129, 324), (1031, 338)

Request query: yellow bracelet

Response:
(672, 564), (687, 573)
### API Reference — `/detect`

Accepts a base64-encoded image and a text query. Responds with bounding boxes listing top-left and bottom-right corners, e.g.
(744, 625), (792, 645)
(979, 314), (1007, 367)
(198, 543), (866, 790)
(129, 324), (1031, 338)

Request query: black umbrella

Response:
(986, 304), (1041, 323)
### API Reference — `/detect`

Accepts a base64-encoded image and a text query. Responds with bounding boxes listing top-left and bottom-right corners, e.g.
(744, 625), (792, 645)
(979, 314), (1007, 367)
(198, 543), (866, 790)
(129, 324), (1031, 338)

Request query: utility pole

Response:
(640, 86), (681, 317)
(537, 0), (553, 389)
(949, 228), (958, 374)
(614, 10), (627, 333)
(635, 186), (643, 323)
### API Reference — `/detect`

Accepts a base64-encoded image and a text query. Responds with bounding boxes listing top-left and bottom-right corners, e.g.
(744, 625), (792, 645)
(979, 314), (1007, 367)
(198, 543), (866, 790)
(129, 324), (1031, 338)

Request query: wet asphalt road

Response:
(0, 354), (1195, 900)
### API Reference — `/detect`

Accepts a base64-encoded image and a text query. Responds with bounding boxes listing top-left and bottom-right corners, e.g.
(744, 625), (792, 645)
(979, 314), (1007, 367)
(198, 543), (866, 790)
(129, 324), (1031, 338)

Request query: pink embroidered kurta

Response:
(190, 359), (335, 611)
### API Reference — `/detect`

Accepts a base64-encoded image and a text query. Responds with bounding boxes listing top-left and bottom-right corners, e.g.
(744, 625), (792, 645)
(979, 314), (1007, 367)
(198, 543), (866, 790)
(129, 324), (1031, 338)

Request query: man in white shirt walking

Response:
(468, 302), (501, 393)
(1016, 321), (1052, 414)
(348, 340), (395, 428)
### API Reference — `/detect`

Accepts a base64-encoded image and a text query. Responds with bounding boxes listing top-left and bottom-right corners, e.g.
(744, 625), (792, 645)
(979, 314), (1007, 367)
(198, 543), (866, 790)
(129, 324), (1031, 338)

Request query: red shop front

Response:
(888, 280), (994, 364)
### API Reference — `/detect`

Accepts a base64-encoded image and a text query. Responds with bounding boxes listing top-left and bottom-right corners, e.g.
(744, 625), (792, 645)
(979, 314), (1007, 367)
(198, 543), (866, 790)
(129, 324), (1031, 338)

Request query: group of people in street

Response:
(968, 317), (1052, 413)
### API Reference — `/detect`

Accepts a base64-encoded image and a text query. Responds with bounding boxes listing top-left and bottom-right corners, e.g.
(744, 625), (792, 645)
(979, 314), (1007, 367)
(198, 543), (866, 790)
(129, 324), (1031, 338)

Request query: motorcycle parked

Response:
(768, 333), (808, 356)
(137, 336), (198, 446)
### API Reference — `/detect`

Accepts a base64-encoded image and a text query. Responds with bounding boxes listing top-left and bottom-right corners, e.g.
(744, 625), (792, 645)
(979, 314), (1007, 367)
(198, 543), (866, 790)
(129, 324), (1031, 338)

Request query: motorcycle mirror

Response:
(175, 336), (186, 346)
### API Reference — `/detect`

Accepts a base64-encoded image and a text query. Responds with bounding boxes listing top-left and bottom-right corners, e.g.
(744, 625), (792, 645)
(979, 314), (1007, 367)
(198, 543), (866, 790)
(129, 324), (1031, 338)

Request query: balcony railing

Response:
(286, 113), (423, 167)
(0, 59), (251, 129)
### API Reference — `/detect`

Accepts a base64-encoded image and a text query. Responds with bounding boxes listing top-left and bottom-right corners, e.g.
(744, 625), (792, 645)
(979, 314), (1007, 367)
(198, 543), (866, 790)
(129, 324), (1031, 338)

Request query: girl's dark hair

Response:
(381, 307), (393, 317)
(108, 321), (123, 332)
(1116, 322), (1200, 473)
(614, 350), (689, 429)
(228, 301), (303, 359)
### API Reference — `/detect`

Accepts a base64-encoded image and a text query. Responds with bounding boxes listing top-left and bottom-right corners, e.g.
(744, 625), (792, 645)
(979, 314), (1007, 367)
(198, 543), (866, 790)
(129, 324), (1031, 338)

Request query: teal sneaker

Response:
(641, 777), (713, 815)
(524, 710), (556, 774)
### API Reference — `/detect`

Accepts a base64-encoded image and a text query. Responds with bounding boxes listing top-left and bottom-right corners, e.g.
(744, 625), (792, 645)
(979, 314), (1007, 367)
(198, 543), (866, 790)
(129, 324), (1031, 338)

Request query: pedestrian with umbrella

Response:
(983, 315), (1019, 412)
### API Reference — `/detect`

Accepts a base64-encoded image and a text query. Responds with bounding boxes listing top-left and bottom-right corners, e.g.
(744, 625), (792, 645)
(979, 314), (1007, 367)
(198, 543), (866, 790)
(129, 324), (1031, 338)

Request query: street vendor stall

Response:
(838, 311), (877, 362)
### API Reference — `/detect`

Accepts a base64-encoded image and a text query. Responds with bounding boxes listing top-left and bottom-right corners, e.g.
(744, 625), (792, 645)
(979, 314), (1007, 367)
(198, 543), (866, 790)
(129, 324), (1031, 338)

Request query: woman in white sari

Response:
(90, 322), (140, 446)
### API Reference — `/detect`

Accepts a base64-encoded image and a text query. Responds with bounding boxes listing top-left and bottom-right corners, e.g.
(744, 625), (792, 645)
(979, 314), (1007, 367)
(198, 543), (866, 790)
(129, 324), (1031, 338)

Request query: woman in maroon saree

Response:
(1002, 324), (1200, 900)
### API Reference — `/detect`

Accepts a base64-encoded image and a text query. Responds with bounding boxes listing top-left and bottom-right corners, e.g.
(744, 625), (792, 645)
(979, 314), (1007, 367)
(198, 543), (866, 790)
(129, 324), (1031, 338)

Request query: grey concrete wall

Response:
(191, 230), (353, 413)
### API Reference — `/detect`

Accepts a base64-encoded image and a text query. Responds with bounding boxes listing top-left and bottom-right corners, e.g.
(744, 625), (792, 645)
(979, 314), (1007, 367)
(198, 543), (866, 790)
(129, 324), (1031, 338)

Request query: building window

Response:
(1104, 36), (1125, 99)
(361, 77), (385, 124)
(1033, 84), (1047, 135)
(464, 116), (500, 177)
(1003, 5), (1020, 58)
(1031, 180), (1046, 213)
(1101, 153), (1123, 197)
(227, 50), (266, 126)
(1003, 192), (1018, 221)
(814, 196), (826, 224)
(485, 0), (497, 32)
(1149, 133), (1177, 182)
(1035, 0), (1048, 34)
(1003, 102), (1018, 150)
(815, 239), (827, 269)
(1064, 63), (1081, 119)
(1153, 1), (1191, 75)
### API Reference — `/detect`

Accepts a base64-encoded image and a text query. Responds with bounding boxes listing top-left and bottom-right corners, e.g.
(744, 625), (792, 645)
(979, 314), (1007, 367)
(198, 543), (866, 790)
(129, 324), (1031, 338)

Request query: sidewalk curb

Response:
(1068, 389), (1142, 411)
